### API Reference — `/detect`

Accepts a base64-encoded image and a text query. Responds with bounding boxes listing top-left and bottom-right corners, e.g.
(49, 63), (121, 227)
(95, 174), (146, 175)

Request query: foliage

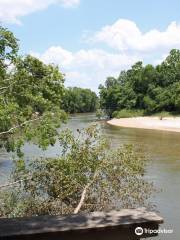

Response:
(0, 26), (18, 78)
(96, 108), (106, 120)
(0, 125), (154, 217)
(0, 26), (67, 156)
(99, 49), (180, 117)
(112, 109), (144, 118)
(62, 87), (98, 113)
(153, 111), (172, 120)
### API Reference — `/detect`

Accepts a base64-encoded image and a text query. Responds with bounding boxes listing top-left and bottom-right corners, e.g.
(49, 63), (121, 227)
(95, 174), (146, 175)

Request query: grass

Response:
(152, 111), (172, 120)
(112, 109), (180, 119)
(112, 109), (145, 118)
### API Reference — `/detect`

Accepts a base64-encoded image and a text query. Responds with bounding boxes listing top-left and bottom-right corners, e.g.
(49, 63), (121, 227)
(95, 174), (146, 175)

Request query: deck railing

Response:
(0, 208), (163, 240)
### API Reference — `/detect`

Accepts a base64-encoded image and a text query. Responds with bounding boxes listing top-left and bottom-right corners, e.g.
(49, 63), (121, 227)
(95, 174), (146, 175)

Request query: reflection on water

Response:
(0, 113), (180, 239)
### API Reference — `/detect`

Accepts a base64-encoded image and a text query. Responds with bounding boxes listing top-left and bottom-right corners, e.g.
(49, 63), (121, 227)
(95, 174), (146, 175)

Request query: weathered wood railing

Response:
(0, 208), (163, 240)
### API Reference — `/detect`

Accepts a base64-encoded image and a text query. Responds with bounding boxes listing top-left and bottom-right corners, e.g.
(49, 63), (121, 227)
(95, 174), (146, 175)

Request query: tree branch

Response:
(0, 175), (32, 189)
(74, 171), (99, 214)
(0, 86), (8, 91)
(0, 117), (42, 136)
(0, 180), (23, 189)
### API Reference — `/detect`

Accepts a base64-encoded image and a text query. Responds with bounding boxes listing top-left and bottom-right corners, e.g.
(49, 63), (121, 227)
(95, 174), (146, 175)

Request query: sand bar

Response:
(107, 117), (180, 133)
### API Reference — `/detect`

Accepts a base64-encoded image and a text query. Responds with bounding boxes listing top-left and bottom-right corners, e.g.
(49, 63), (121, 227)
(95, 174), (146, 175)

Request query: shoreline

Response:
(107, 116), (180, 133)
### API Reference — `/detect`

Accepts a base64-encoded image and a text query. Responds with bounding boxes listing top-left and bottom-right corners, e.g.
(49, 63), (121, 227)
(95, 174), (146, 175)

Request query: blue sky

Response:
(1, 0), (180, 91)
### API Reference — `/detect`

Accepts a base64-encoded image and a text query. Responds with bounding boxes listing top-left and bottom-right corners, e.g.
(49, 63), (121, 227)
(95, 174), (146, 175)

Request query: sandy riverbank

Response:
(107, 117), (180, 133)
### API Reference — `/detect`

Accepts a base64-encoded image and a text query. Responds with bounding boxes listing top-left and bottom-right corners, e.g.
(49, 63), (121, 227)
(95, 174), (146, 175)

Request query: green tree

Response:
(99, 77), (121, 118)
(62, 87), (98, 113)
(0, 26), (66, 156)
(0, 125), (154, 217)
(96, 109), (105, 120)
(0, 26), (18, 78)
(99, 49), (180, 117)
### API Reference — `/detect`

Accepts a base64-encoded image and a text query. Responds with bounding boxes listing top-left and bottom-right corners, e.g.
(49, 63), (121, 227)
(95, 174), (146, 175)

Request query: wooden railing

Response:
(0, 208), (163, 240)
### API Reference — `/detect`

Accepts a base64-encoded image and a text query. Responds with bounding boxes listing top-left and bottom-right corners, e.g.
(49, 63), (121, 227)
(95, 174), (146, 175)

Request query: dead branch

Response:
(74, 171), (99, 214)
(0, 175), (32, 189)
(0, 180), (23, 189)
(0, 117), (42, 136)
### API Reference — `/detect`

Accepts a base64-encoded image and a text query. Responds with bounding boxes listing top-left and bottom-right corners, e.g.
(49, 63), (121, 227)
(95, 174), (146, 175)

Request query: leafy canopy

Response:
(62, 87), (98, 114)
(0, 26), (67, 156)
(99, 49), (180, 117)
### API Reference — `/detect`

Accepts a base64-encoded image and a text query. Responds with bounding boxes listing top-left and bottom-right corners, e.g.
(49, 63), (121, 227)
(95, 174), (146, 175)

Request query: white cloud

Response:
(31, 46), (138, 92)
(32, 46), (73, 66)
(60, 0), (79, 8)
(21, 18), (180, 91)
(89, 19), (180, 53)
(0, 0), (80, 24)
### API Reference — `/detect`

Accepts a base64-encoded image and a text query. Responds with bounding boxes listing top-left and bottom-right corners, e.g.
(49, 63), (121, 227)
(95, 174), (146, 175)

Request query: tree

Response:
(0, 125), (154, 217)
(0, 26), (67, 156)
(96, 109), (105, 120)
(99, 78), (121, 118)
(0, 26), (18, 78)
(99, 49), (180, 117)
(62, 87), (98, 113)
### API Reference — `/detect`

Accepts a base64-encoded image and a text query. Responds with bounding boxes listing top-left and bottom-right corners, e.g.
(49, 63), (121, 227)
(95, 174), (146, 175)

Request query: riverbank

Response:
(107, 117), (180, 133)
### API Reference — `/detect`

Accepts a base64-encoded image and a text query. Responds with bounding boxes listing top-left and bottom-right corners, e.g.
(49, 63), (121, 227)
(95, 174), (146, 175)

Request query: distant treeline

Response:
(62, 87), (98, 113)
(99, 49), (180, 118)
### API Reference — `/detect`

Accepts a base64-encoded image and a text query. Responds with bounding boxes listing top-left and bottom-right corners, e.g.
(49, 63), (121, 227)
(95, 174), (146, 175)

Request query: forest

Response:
(99, 50), (180, 118)
(62, 87), (98, 113)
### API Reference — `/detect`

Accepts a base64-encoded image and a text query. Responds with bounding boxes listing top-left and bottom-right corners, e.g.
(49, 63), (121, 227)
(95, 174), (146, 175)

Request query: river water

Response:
(0, 113), (180, 239)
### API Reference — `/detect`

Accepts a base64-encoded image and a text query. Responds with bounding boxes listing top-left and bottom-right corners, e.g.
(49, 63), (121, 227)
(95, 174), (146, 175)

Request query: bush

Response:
(0, 125), (154, 218)
(152, 111), (171, 120)
(112, 109), (145, 118)
(96, 109), (106, 120)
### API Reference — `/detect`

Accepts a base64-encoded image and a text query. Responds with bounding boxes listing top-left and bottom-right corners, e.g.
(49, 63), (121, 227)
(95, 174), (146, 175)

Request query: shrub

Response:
(96, 109), (106, 120)
(0, 125), (154, 217)
(112, 109), (144, 118)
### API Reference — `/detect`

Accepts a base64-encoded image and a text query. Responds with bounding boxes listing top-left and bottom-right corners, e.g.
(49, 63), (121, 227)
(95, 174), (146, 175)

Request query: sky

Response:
(1, 0), (180, 92)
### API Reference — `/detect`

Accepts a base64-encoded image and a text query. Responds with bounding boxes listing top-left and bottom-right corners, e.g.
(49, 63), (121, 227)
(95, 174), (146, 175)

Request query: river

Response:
(0, 113), (180, 239)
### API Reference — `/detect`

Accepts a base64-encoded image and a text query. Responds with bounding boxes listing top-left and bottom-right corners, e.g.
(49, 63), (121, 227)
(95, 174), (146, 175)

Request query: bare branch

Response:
(0, 80), (17, 94)
(0, 117), (42, 136)
(0, 180), (23, 189)
(0, 86), (8, 91)
(74, 171), (99, 214)
(0, 175), (32, 189)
